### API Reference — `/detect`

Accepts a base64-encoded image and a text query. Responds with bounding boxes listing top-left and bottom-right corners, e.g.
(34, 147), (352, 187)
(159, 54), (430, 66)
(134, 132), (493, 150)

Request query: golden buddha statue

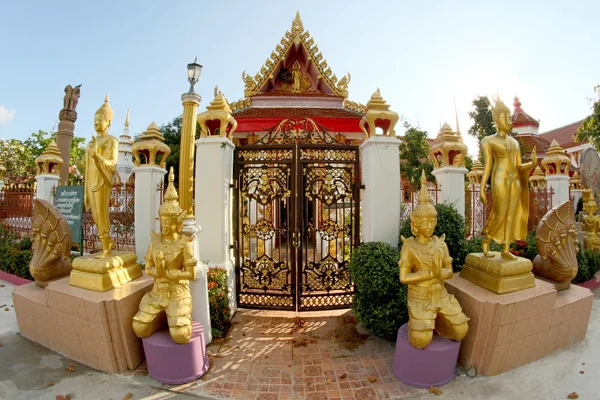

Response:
(460, 96), (536, 294)
(480, 97), (537, 259)
(132, 168), (197, 344)
(70, 95), (142, 292)
(399, 170), (469, 349)
(582, 189), (600, 251)
(85, 94), (119, 258)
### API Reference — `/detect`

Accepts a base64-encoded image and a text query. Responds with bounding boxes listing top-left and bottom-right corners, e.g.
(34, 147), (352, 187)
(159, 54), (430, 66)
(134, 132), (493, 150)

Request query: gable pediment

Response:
(242, 12), (350, 98)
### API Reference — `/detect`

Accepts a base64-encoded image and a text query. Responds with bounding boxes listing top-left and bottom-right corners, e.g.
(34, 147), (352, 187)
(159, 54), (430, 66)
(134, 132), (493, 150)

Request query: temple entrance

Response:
(233, 119), (360, 310)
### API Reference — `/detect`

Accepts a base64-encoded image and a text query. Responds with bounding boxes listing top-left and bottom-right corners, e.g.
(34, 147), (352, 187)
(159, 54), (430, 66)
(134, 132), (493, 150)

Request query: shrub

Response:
(510, 230), (538, 261)
(0, 224), (33, 280)
(349, 242), (407, 340)
(208, 267), (231, 338)
(574, 248), (600, 284)
(399, 203), (467, 271)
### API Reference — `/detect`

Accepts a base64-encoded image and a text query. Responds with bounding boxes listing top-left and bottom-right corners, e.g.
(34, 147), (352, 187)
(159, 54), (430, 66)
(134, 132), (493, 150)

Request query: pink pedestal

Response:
(142, 321), (209, 384)
(392, 324), (461, 388)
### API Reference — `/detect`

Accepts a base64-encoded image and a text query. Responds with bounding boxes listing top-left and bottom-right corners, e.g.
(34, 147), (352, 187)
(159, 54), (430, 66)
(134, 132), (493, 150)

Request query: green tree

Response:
(467, 96), (496, 149)
(399, 122), (434, 184)
(0, 130), (86, 184)
(575, 85), (600, 150)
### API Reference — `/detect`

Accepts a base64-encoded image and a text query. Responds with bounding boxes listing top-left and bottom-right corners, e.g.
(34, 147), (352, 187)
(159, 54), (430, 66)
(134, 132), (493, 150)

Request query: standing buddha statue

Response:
(132, 168), (197, 344)
(85, 94), (119, 258)
(399, 170), (469, 349)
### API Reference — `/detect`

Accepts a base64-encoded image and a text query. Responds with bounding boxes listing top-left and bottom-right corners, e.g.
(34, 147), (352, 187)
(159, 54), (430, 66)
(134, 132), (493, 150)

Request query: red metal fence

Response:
(82, 183), (136, 253)
(465, 185), (554, 238)
(0, 183), (35, 237)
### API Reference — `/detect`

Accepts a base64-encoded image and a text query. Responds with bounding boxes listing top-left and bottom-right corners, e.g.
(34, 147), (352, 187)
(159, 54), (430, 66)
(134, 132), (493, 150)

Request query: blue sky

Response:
(1, 0), (598, 156)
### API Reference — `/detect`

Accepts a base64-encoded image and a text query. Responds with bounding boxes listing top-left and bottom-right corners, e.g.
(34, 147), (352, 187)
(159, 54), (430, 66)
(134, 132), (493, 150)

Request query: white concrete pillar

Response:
(132, 165), (166, 263)
(35, 174), (60, 202)
(546, 175), (571, 208)
(195, 136), (237, 315)
(571, 189), (583, 213)
(182, 221), (212, 344)
(360, 136), (401, 246)
(432, 166), (469, 219)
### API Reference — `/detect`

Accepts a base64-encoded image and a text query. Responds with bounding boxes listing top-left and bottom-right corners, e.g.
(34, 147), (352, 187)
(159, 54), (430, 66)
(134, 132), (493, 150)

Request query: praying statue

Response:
(84, 94), (119, 258)
(480, 96), (537, 259)
(399, 171), (469, 349)
(132, 168), (197, 344)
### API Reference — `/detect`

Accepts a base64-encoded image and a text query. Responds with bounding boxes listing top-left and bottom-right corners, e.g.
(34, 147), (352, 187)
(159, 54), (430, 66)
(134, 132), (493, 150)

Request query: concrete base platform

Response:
(12, 273), (153, 373)
(392, 324), (460, 388)
(445, 275), (593, 376)
(143, 321), (209, 384)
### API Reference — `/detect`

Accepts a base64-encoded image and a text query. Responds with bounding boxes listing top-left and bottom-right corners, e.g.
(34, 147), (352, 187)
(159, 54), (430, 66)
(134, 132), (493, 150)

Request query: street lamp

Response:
(187, 57), (203, 93)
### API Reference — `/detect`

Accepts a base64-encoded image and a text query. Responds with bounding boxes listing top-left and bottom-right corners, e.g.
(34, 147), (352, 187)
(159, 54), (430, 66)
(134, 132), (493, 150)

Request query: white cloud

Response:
(0, 106), (15, 124)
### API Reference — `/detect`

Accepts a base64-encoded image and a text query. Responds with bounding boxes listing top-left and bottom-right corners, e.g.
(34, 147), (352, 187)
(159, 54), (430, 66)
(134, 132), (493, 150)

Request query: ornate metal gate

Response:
(234, 119), (360, 310)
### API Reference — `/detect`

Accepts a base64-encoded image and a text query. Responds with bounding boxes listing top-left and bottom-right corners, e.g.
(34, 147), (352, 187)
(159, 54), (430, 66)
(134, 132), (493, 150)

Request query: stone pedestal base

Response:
(445, 275), (593, 376)
(460, 252), (535, 294)
(143, 321), (209, 384)
(70, 251), (142, 292)
(13, 274), (153, 373)
(392, 324), (460, 388)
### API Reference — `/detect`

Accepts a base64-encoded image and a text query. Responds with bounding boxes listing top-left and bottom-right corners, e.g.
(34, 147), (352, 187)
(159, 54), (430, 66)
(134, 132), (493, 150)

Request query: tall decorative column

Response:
(542, 140), (572, 207)
(116, 109), (135, 185)
(196, 88), (238, 320)
(429, 122), (469, 218)
(179, 92), (201, 219)
(570, 171), (583, 212)
(131, 122), (170, 263)
(56, 84), (81, 185)
(0, 160), (5, 191)
(466, 160), (484, 236)
(34, 141), (63, 202)
(359, 89), (401, 246)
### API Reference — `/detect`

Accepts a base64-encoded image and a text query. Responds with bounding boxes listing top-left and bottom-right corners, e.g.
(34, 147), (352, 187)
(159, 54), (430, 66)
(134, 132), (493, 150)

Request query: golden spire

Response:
(292, 11), (304, 33)
(124, 108), (130, 127)
(158, 167), (183, 216)
(35, 140), (63, 176)
(454, 96), (462, 138)
(412, 170), (437, 218)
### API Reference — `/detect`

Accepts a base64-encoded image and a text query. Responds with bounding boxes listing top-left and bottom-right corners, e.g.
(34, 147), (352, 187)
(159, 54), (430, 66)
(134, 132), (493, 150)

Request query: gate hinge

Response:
(230, 240), (238, 250)
(359, 182), (365, 189)
(229, 179), (238, 189)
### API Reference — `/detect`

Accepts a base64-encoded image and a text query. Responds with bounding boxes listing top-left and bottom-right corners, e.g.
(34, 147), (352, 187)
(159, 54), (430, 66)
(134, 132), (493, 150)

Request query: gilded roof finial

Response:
(124, 108), (130, 127)
(214, 85), (219, 98)
(292, 11), (304, 33)
(454, 96), (461, 136)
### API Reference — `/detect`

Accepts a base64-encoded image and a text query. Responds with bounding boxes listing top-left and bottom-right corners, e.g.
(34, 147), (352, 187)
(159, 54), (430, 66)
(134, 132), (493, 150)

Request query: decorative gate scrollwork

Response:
(234, 139), (360, 311)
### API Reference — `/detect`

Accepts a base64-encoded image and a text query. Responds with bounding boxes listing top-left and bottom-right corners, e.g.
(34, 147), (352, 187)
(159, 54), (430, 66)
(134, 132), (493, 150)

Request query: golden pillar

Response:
(179, 92), (201, 219)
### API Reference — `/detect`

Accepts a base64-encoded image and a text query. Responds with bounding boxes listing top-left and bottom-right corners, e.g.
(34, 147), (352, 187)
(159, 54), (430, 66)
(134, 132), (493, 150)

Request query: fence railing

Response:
(400, 183), (440, 222)
(82, 183), (136, 253)
(465, 185), (554, 238)
(0, 184), (36, 237)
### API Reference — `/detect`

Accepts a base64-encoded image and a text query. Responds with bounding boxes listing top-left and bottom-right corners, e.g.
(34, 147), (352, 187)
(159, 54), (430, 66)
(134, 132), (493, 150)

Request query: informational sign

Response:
(54, 186), (84, 243)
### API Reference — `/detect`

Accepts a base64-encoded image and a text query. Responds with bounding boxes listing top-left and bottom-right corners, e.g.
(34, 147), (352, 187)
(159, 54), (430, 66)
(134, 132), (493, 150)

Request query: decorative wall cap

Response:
(35, 140), (63, 176)
(131, 122), (171, 168)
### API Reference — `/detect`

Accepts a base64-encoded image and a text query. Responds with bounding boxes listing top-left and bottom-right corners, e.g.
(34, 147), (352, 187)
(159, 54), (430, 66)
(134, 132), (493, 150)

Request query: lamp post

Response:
(179, 58), (203, 219)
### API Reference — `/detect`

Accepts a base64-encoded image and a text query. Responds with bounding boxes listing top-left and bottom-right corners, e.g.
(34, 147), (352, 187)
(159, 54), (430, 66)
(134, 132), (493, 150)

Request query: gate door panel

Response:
(235, 146), (296, 309)
(298, 145), (359, 310)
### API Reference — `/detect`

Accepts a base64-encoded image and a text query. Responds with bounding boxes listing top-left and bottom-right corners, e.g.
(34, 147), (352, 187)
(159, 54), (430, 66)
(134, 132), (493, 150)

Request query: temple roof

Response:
(515, 133), (551, 155)
(540, 119), (585, 149)
(512, 96), (539, 128)
(240, 12), (353, 100)
(233, 107), (364, 120)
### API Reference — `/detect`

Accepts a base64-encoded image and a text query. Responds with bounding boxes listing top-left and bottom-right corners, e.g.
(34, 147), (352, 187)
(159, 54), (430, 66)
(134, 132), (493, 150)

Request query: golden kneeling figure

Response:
(132, 168), (197, 344)
(399, 171), (469, 349)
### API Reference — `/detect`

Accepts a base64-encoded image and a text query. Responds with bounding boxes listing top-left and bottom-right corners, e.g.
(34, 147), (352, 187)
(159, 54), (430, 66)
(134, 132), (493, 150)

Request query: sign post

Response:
(54, 186), (84, 255)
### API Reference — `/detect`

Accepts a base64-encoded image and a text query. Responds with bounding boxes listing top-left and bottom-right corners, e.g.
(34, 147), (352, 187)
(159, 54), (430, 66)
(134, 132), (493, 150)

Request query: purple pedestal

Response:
(142, 321), (209, 384)
(392, 323), (461, 388)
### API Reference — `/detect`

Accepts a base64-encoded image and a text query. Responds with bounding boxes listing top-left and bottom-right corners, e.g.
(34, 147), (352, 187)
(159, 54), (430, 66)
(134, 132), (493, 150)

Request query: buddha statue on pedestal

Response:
(132, 168), (197, 344)
(69, 95), (142, 292)
(460, 96), (536, 294)
(399, 171), (469, 349)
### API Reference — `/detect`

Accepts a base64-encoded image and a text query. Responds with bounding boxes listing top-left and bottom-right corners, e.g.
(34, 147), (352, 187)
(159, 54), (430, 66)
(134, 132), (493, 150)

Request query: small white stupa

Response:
(116, 108), (135, 184)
